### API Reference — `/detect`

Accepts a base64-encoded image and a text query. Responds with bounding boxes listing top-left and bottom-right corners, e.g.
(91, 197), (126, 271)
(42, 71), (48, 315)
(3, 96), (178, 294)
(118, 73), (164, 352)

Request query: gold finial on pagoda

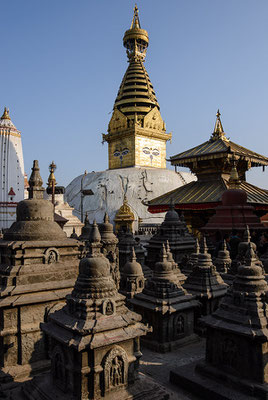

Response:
(123, 5), (149, 62)
(229, 155), (240, 189)
(1, 107), (11, 120)
(130, 4), (141, 29)
(211, 109), (227, 141)
(47, 161), (57, 188)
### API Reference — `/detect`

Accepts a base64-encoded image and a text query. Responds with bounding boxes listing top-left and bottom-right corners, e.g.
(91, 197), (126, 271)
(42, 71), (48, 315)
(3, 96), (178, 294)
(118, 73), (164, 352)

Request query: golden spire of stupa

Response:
(47, 161), (57, 188)
(1, 107), (11, 120)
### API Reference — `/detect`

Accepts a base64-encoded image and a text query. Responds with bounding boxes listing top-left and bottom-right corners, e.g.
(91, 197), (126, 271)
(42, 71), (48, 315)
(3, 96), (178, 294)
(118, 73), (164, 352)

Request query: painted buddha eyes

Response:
(114, 148), (129, 159)
(143, 147), (160, 156)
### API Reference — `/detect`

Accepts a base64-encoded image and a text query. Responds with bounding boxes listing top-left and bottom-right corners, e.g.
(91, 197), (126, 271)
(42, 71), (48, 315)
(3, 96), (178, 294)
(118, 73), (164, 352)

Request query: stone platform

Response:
(170, 360), (268, 400)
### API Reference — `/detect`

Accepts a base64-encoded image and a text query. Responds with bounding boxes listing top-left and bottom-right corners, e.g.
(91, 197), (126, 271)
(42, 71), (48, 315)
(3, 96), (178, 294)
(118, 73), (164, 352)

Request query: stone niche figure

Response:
(120, 247), (145, 299)
(146, 205), (195, 271)
(0, 160), (80, 385)
(130, 244), (199, 353)
(21, 222), (169, 400)
(170, 242), (268, 399)
(183, 238), (228, 324)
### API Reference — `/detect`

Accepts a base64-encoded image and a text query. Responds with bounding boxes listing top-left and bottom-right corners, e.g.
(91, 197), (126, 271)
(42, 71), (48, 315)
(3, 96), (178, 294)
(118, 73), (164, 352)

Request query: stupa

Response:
(99, 213), (120, 289)
(171, 242), (268, 399)
(21, 215), (168, 400)
(182, 239), (200, 276)
(0, 107), (25, 230)
(120, 248), (145, 299)
(146, 205), (195, 270)
(130, 244), (199, 352)
(0, 160), (80, 384)
(184, 238), (227, 318)
(45, 161), (83, 237)
(214, 240), (232, 274)
(65, 6), (194, 231)
(118, 229), (151, 278)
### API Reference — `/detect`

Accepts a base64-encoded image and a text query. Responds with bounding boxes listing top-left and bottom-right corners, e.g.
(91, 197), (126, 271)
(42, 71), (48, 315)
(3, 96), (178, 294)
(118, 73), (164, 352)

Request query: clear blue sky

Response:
(1, 0), (268, 188)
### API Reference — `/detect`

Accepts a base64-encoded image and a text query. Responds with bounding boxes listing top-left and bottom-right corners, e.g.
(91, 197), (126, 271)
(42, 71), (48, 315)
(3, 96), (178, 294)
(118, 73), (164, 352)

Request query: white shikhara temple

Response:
(0, 108), (25, 230)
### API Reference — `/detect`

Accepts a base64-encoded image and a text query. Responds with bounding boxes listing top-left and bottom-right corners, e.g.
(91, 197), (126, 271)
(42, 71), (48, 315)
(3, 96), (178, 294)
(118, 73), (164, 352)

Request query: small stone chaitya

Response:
(183, 238), (227, 317)
(146, 206), (195, 270)
(130, 244), (199, 352)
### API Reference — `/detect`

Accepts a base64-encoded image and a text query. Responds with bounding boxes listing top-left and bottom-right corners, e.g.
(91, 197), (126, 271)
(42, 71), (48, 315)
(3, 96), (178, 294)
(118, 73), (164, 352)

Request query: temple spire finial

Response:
(211, 109), (226, 141)
(28, 160), (45, 200)
(131, 4), (141, 29)
(1, 107), (11, 120)
(123, 5), (149, 62)
(47, 161), (57, 188)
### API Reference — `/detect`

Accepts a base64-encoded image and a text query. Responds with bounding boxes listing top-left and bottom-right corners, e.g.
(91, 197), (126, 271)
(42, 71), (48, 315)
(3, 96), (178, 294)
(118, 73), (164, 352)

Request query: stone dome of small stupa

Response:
(4, 160), (66, 241)
(123, 248), (143, 276)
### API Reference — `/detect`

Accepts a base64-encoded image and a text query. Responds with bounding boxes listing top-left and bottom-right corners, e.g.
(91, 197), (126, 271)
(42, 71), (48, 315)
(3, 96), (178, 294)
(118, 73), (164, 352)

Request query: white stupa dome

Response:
(66, 167), (195, 230)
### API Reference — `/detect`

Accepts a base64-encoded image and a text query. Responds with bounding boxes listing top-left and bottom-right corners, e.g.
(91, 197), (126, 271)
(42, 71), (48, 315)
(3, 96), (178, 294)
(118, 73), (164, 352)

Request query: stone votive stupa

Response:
(22, 220), (168, 399)
(120, 247), (145, 299)
(146, 205), (195, 270)
(182, 238), (200, 276)
(166, 240), (187, 284)
(184, 238), (227, 318)
(0, 160), (80, 384)
(214, 240), (232, 274)
(171, 242), (268, 399)
(99, 212), (120, 289)
(118, 229), (151, 278)
(130, 244), (199, 352)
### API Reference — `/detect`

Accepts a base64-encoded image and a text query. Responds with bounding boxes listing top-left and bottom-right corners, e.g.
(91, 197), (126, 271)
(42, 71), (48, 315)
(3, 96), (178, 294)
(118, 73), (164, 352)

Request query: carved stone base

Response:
(19, 372), (170, 400)
(170, 360), (268, 400)
(141, 333), (199, 353)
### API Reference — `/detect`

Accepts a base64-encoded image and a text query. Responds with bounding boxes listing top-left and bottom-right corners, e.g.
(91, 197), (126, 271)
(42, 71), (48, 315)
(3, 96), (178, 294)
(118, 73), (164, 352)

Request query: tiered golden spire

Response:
(47, 161), (57, 188)
(1, 107), (11, 120)
(211, 109), (227, 141)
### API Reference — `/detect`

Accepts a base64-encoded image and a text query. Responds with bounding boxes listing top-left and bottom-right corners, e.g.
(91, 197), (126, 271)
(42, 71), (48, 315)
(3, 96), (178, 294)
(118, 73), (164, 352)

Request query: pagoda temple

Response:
(147, 110), (268, 233)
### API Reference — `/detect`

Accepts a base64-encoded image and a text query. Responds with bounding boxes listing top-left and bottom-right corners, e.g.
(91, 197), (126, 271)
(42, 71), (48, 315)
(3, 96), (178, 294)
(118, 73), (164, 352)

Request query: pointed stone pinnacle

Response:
(104, 212), (109, 223)
(243, 225), (251, 242)
(28, 160), (44, 200)
(84, 212), (89, 225)
(195, 239), (200, 253)
(203, 237), (208, 254)
(131, 247), (137, 261)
